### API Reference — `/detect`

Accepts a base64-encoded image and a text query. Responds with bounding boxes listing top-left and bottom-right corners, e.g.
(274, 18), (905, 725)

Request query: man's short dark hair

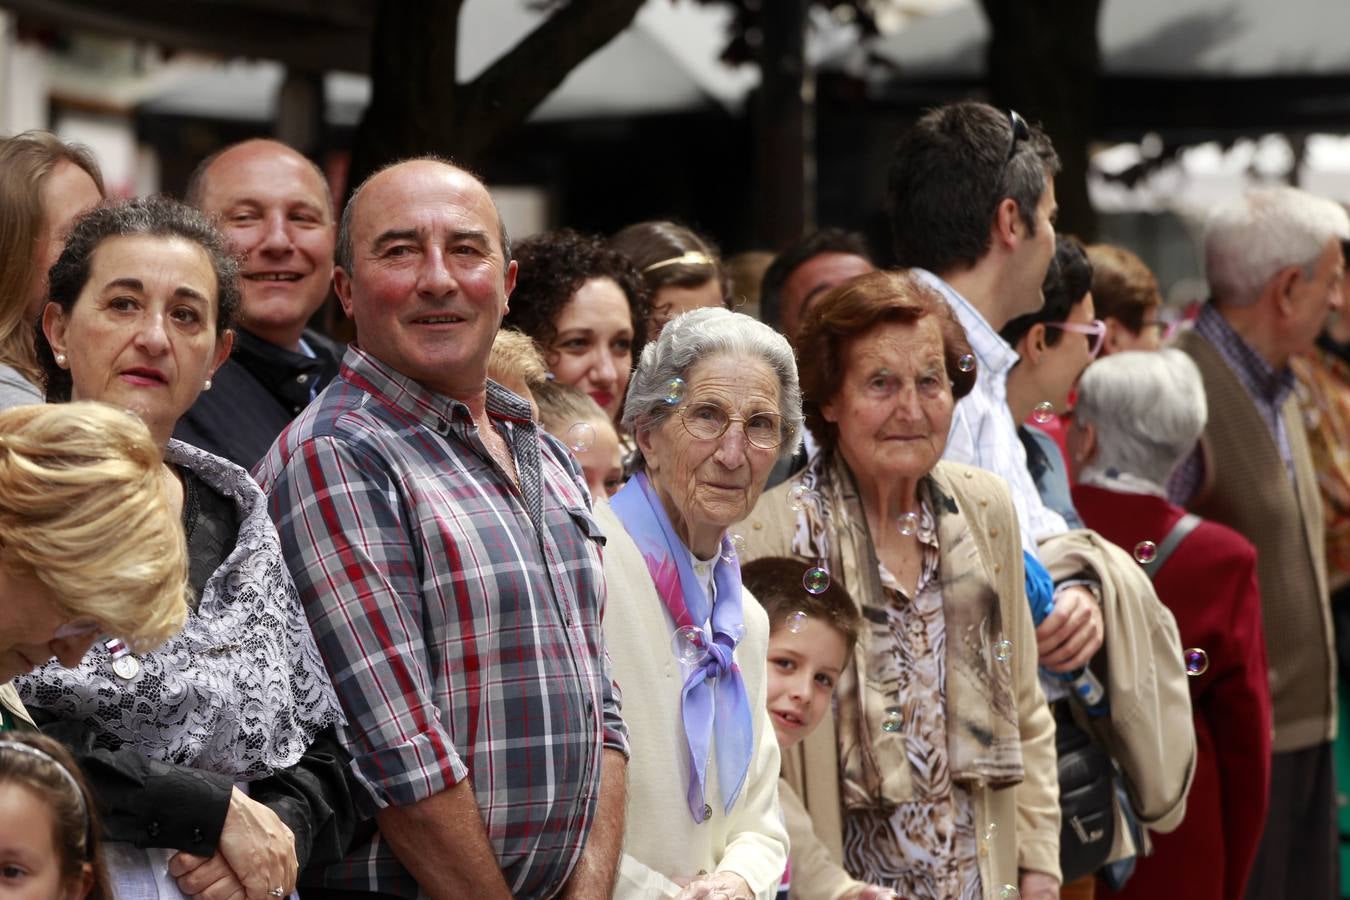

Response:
(1001, 234), (1093, 348)
(888, 101), (1059, 274)
(759, 228), (872, 329)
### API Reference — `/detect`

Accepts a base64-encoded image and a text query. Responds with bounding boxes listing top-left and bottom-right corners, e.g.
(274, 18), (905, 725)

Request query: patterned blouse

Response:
(842, 499), (982, 899)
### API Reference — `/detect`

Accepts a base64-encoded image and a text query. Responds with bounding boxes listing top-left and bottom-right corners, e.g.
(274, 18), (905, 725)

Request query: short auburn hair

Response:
(795, 269), (975, 454)
(1086, 243), (1161, 333)
(741, 556), (860, 653)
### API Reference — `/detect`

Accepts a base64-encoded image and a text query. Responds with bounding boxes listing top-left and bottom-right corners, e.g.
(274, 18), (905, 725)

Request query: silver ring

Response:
(269, 889), (285, 897)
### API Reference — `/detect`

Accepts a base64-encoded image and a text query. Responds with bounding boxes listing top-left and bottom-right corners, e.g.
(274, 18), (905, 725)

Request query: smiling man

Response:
(255, 158), (628, 900)
(174, 138), (342, 468)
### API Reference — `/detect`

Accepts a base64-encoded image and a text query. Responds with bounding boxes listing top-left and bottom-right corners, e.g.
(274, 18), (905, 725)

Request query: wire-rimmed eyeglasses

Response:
(677, 402), (785, 450)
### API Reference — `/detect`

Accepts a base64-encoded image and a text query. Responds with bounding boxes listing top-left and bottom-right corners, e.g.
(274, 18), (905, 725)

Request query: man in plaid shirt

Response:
(257, 157), (629, 900)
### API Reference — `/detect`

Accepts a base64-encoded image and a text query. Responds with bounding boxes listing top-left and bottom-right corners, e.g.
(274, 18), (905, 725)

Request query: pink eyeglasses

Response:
(1046, 318), (1107, 358)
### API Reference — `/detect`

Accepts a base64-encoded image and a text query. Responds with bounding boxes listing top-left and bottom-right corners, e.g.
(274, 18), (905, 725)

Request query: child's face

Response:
(576, 418), (624, 499)
(766, 616), (849, 751)
(0, 782), (91, 900)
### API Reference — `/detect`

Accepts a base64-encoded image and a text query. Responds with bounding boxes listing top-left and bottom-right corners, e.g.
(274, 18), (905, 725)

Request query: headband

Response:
(0, 739), (90, 832)
(642, 251), (714, 274)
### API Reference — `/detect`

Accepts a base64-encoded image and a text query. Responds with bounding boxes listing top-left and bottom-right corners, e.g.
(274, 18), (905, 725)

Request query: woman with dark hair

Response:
(505, 228), (648, 423)
(612, 220), (729, 339)
(740, 270), (1060, 900)
(21, 197), (355, 900)
(0, 132), (103, 407)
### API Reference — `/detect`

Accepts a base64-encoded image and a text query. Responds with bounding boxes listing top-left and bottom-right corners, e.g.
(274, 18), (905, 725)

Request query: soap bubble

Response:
(662, 377), (686, 405)
(721, 532), (747, 563)
(788, 484), (809, 512)
(997, 886), (1020, 900)
(881, 707), (903, 733)
(957, 354), (976, 373)
(1184, 647), (1209, 676)
(802, 567), (830, 595)
(671, 626), (707, 665)
(985, 821), (999, 842)
(785, 611), (808, 633)
(1133, 540), (1157, 564)
(993, 639), (1013, 663)
(565, 422), (595, 453)
(1031, 402), (1055, 424)
(897, 512), (920, 537)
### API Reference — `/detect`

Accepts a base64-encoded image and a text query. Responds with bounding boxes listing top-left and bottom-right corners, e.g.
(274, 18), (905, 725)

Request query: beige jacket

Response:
(595, 501), (790, 900)
(740, 460), (1061, 895)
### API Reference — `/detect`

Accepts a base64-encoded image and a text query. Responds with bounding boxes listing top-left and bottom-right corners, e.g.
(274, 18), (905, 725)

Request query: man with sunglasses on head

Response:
(888, 103), (1196, 900)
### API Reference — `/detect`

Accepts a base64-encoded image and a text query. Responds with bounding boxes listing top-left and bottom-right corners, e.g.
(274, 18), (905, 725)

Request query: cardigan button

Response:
(964, 471), (974, 479)
(752, 521), (763, 530)
(979, 497), (989, 507)
(988, 527), (999, 538)
(994, 563), (1002, 574)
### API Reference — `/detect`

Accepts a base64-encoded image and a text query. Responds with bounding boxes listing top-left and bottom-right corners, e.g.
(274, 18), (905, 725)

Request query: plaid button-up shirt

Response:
(256, 346), (628, 898)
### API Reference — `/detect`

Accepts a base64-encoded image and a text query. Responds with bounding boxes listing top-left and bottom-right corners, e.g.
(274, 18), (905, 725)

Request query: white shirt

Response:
(916, 269), (1069, 550)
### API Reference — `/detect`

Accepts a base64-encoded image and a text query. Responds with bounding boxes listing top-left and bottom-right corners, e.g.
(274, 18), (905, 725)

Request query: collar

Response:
(339, 345), (536, 438)
(1195, 303), (1296, 406)
(232, 328), (333, 385)
(914, 268), (1020, 381)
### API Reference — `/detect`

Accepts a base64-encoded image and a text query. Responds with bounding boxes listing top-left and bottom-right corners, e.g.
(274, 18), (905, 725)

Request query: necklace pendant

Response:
(104, 638), (141, 680)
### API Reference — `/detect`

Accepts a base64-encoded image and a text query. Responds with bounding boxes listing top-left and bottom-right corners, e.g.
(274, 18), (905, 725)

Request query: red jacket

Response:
(1073, 484), (1272, 900)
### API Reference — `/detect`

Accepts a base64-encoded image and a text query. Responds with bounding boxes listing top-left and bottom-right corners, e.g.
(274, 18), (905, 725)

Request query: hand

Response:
(1019, 869), (1060, 899)
(673, 871), (754, 899)
(168, 851), (246, 900)
(1035, 585), (1103, 672)
(217, 787), (298, 900)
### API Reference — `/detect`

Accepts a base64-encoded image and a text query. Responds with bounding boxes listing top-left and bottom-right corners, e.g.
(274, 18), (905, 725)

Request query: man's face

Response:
(1285, 236), (1346, 354)
(780, 252), (874, 342)
(1010, 176), (1058, 320)
(197, 140), (335, 348)
(334, 161), (516, 399)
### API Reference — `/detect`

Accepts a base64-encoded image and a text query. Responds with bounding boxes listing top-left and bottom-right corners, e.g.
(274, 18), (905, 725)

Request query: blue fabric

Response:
(1024, 550), (1056, 627)
(609, 471), (754, 821)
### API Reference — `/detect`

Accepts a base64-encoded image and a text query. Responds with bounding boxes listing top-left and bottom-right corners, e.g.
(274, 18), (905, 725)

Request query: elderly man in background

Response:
(176, 138), (342, 468)
(1170, 185), (1349, 900)
(257, 157), (628, 900)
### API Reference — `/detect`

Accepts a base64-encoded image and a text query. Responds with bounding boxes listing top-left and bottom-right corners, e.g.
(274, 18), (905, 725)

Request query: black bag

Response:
(1054, 702), (1117, 882)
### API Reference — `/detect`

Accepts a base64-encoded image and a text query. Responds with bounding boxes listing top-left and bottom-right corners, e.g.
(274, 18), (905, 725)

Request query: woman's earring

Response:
(55, 353), (67, 367)
(202, 379), (212, 391)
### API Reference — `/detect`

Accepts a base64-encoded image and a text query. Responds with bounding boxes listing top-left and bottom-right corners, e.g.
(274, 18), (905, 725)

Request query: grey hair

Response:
(335, 155), (512, 273)
(1205, 186), (1350, 308)
(622, 306), (803, 462)
(1073, 349), (1207, 485)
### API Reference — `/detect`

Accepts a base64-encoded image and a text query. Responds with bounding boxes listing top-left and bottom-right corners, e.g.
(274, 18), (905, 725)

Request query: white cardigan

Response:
(594, 501), (789, 900)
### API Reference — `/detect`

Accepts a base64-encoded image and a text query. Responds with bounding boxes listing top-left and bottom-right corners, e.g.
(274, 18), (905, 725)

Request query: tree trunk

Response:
(750, 0), (811, 250)
(980, 0), (1101, 241)
(347, 0), (644, 202)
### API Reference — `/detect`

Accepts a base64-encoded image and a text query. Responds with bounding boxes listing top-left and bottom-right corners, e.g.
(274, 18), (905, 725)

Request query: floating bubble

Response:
(993, 639), (1013, 663)
(662, 377), (686, 405)
(985, 821), (999, 842)
(788, 484), (809, 512)
(897, 512), (920, 537)
(1184, 648), (1209, 676)
(565, 421), (595, 453)
(881, 707), (903, 733)
(1133, 540), (1157, 564)
(1031, 402), (1055, 424)
(785, 611), (808, 633)
(997, 886), (1020, 900)
(671, 625), (707, 665)
(957, 354), (976, 373)
(802, 567), (830, 595)
(720, 531), (747, 564)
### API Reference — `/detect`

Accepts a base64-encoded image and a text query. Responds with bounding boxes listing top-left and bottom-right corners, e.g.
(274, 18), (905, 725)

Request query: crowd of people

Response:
(0, 97), (1345, 900)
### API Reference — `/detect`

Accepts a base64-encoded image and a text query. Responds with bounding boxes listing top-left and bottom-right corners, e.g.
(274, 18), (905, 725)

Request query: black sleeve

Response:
(38, 717), (232, 855)
(246, 726), (367, 874)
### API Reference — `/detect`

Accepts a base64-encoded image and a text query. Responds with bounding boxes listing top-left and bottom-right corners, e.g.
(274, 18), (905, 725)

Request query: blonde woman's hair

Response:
(488, 327), (549, 388)
(0, 132), (105, 387)
(0, 402), (187, 650)
(533, 380), (609, 436)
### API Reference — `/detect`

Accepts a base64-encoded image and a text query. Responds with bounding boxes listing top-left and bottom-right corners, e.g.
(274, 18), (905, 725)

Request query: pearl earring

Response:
(55, 353), (67, 367)
(202, 379), (212, 391)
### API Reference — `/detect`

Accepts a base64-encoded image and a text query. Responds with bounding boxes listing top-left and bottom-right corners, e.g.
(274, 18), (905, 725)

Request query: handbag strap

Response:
(1139, 513), (1201, 581)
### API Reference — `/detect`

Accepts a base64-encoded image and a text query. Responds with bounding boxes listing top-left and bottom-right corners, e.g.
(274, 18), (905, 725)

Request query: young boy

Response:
(533, 380), (625, 499)
(740, 557), (897, 900)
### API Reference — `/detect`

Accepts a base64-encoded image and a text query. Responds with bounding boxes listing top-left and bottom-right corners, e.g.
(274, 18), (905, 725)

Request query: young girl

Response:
(533, 380), (626, 499)
(741, 557), (897, 900)
(0, 733), (108, 900)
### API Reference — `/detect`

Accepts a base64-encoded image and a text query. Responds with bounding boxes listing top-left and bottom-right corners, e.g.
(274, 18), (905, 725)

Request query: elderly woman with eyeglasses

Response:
(594, 307), (794, 899)
(739, 270), (1059, 900)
